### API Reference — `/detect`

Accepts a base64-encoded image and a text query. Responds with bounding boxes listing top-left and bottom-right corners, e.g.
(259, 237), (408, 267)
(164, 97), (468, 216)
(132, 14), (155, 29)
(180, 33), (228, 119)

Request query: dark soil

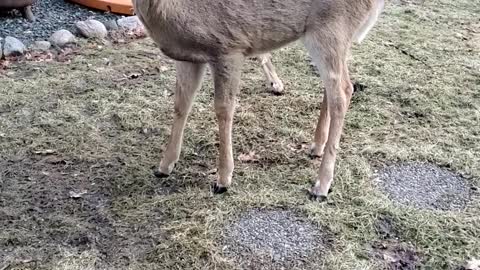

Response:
(375, 214), (400, 240)
(372, 215), (420, 270)
(0, 154), (165, 269)
(371, 240), (420, 270)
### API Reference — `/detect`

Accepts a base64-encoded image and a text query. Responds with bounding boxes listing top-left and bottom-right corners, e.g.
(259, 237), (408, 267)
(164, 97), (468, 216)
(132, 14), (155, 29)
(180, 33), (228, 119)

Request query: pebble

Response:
(117, 16), (144, 31)
(75, 19), (108, 39)
(103, 20), (119, 31)
(3, 36), (26, 57)
(49, 29), (76, 47)
(30, 41), (52, 51)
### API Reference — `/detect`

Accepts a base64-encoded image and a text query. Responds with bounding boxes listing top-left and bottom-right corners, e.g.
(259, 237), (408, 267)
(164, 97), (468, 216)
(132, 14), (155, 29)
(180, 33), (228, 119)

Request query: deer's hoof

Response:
(309, 143), (324, 159)
(308, 186), (332, 202)
(212, 183), (228, 194)
(308, 193), (328, 202)
(270, 82), (284, 96)
(309, 151), (322, 159)
(153, 169), (170, 178)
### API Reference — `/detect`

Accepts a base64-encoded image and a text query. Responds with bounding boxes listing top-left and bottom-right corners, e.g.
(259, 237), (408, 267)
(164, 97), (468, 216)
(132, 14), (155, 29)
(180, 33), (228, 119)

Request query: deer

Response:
(133, 0), (385, 201)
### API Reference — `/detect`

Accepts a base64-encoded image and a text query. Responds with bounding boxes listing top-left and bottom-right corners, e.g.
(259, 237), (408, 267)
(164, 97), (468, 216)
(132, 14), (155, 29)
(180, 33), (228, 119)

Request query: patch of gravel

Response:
(223, 209), (330, 269)
(0, 0), (120, 44)
(376, 163), (473, 211)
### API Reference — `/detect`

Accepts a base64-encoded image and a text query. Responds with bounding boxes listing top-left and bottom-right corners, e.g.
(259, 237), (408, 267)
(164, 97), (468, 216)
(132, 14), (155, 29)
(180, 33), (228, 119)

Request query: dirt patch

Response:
(375, 163), (473, 211)
(375, 214), (400, 240)
(222, 209), (332, 270)
(0, 154), (163, 269)
(371, 240), (420, 270)
(371, 215), (420, 270)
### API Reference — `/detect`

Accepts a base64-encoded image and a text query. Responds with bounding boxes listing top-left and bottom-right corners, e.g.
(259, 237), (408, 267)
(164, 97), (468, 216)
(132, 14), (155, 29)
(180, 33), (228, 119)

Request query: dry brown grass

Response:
(1, 0), (479, 269)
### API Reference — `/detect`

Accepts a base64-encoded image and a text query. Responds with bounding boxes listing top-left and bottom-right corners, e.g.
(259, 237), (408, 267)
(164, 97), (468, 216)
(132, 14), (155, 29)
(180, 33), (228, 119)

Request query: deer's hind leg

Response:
(257, 54), (284, 95)
(154, 61), (206, 177)
(303, 30), (354, 201)
(310, 91), (330, 157)
(210, 54), (245, 193)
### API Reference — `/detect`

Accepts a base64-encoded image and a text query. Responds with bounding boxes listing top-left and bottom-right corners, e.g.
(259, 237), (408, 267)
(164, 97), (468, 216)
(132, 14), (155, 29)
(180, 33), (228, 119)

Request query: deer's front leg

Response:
(210, 54), (245, 194)
(154, 61), (206, 177)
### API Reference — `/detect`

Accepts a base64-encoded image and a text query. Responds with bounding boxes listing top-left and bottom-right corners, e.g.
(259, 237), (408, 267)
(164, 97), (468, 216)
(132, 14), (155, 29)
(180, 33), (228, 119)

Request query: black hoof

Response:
(307, 186), (332, 202)
(272, 90), (284, 96)
(212, 183), (228, 194)
(353, 82), (367, 94)
(309, 193), (328, 202)
(153, 169), (170, 178)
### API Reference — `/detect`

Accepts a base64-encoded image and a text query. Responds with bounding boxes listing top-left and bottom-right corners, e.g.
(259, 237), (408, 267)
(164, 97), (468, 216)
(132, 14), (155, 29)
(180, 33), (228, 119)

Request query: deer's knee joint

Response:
(324, 144), (339, 156)
(173, 105), (188, 118)
(214, 102), (234, 118)
(329, 95), (348, 113)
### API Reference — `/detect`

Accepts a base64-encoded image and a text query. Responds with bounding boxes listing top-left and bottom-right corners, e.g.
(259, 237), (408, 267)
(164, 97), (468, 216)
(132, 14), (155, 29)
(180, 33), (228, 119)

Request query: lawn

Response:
(1, 0), (479, 269)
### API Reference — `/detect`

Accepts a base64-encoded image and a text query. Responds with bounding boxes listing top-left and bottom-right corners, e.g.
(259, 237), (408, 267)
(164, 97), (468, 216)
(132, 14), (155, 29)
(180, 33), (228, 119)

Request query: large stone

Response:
(75, 19), (108, 39)
(0, 37), (3, 59)
(103, 20), (119, 31)
(30, 41), (51, 51)
(49, 29), (76, 47)
(3, 36), (26, 57)
(117, 16), (144, 31)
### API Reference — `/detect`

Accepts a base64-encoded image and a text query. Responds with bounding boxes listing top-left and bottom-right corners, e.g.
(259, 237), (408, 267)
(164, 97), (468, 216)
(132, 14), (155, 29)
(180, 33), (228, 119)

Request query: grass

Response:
(1, 0), (479, 269)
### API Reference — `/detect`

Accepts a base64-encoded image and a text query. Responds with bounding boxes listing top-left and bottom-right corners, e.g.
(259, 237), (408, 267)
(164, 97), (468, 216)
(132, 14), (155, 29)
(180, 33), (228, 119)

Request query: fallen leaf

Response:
(0, 60), (11, 71)
(206, 168), (217, 175)
(24, 51), (54, 62)
(383, 253), (399, 263)
(34, 149), (56, 155)
(69, 190), (88, 199)
(238, 151), (260, 162)
(287, 143), (310, 152)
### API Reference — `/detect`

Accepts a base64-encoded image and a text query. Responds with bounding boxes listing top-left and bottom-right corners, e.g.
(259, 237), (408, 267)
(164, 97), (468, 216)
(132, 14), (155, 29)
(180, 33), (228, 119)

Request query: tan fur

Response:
(133, 0), (384, 198)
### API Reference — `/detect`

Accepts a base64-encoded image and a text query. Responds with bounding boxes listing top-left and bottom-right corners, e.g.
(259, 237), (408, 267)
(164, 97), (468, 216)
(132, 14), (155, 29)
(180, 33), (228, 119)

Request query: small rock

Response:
(3, 36), (26, 57)
(75, 19), (108, 39)
(49, 29), (76, 47)
(30, 41), (51, 51)
(117, 16), (144, 31)
(103, 20), (118, 31)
